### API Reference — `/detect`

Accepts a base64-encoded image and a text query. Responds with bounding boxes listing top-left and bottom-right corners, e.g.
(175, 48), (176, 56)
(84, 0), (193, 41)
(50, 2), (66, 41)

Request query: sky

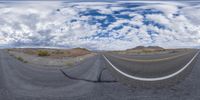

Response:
(0, 1), (200, 50)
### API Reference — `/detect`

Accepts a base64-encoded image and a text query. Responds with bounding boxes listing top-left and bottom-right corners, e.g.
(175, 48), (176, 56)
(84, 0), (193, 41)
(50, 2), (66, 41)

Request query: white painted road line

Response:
(103, 51), (200, 81)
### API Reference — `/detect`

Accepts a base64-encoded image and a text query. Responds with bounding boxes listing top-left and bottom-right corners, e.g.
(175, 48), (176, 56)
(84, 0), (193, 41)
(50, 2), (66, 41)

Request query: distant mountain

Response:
(146, 46), (164, 50)
(70, 47), (90, 52)
(132, 46), (145, 50)
(68, 47), (91, 57)
(127, 46), (164, 51)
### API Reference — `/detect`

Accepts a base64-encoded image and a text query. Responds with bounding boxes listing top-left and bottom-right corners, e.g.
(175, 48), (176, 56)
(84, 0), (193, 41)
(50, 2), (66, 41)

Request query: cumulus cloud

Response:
(0, 1), (200, 50)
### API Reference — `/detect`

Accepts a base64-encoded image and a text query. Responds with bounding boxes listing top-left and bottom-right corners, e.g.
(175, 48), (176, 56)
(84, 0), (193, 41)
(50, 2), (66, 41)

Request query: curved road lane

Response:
(103, 49), (199, 86)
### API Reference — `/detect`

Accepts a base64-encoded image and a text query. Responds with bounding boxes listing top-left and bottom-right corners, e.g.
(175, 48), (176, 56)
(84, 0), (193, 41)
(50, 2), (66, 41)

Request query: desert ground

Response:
(7, 48), (96, 67)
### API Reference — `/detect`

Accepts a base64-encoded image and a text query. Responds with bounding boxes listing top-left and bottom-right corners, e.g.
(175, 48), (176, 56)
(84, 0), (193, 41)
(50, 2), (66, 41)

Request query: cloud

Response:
(146, 14), (170, 26)
(0, 1), (200, 50)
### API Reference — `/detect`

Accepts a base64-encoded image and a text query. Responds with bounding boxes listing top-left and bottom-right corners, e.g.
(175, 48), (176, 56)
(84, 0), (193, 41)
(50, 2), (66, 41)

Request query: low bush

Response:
(37, 50), (50, 56)
(52, 50), (64, 54)
(16, 56), (24, 61)
(24, 61), (28, 63)
(65, 62), (74, 66)
(16, 56), (28, 63)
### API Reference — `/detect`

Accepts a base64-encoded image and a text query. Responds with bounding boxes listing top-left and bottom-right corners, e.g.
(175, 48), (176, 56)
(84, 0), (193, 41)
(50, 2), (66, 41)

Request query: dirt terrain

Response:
(8, 48), (91, 58)
(7, 48), (95, 67)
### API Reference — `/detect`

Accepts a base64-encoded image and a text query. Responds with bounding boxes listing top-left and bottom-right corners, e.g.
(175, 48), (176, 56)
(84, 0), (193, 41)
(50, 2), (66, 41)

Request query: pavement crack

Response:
(60, 69), (117, 83)
(97, 68), (107, 82)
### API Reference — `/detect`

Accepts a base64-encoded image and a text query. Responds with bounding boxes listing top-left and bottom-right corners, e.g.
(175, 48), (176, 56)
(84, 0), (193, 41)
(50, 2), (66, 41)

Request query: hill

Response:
(127, 46), (164, 51)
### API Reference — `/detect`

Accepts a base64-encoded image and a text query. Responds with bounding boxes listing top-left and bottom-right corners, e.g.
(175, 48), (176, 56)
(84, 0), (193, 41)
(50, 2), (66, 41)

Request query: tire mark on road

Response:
(60, 69), (117, 83)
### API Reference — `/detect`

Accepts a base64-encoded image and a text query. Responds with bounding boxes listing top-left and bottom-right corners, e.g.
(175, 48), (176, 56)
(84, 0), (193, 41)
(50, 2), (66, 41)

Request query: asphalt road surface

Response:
(104, 50), (198, 78)
(103, 49), (199, 87)
(0, 49), (200, 100)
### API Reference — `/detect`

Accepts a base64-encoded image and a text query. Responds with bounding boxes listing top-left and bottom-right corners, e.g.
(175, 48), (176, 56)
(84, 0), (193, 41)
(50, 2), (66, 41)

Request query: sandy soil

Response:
(8, 48), (96, 67)
(7, 48), (91, 58)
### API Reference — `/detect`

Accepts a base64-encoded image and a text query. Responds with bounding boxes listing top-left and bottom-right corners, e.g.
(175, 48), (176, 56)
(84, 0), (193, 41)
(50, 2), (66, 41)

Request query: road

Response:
(104, 49), (198, 78)
(103, 49), (199, 86)
(0, 49), (200, 100)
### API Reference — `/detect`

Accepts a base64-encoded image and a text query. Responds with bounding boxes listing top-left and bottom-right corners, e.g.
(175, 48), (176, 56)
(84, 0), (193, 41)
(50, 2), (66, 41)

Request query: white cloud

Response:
(0, 1), (200, 50)
(146, 14), (170, 26)
(181, 5), (200, 25)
